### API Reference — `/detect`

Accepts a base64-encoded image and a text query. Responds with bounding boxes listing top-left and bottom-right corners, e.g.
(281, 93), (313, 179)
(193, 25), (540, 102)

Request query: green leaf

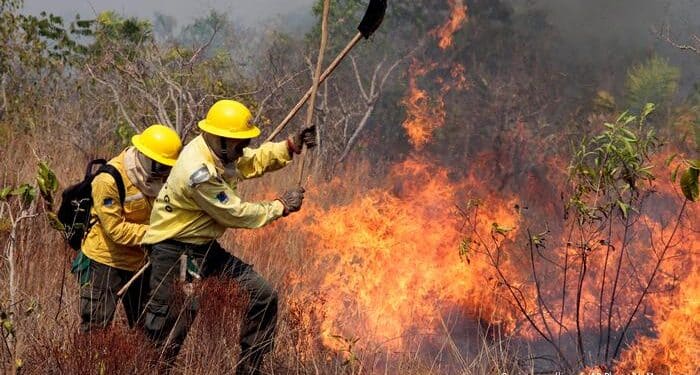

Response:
(37, 161), (58, 195)
(0, 186), (12, 200)
(680, 167), (699, 202)
(641, 102), (656, 119)
(689, 159), (700, 170)
(11, 184), (37, 205)
(671, 164), (681, 183)
(647, 129), (655, 140)
(615, 111), (630, 124)
(664, 153), (678, 167)
(46, 212), (65, 231)
(458, 237), (472, 264)
(2, 319), (14, 336)
(529, 226), (550, 249)
(621, 128), (637, 140)
(639, 165), (654, 177)
(491, 223), (514, 236)
(617, 200), (630, 218)
(622, 139), (634, 155)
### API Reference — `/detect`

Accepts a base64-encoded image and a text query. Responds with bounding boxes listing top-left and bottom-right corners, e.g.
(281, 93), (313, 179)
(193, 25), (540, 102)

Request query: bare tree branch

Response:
(653, 25), (699, 55)
(85, 65), (140, 132)
(337, 52), (409, 163)
(253, 70), (304, 124)
(350, 55), (369, 101)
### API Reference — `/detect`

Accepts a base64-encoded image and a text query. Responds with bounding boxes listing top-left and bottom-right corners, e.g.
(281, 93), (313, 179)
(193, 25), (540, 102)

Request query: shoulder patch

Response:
(215, 191), (229, 204)
(189, 165), (211, 187)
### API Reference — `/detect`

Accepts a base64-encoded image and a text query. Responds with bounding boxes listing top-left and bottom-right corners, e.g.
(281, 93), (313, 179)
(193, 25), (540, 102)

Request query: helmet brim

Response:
(131, 134), (179, 166)
(198, 119), (261, 139)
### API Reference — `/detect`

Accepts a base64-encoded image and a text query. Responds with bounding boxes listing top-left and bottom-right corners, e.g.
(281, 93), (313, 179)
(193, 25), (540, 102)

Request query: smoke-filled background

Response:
(520, 0), (700, 88)
(1, 0), (698, 373)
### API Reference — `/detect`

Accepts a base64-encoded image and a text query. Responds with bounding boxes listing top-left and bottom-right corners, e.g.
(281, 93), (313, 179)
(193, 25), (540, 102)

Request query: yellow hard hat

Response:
(197, 100), (261, 139)
(131, 124), (182, 166)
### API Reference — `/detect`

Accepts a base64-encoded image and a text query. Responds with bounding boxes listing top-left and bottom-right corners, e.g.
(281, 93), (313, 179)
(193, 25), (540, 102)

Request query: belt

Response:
(151, 239), (217, 255)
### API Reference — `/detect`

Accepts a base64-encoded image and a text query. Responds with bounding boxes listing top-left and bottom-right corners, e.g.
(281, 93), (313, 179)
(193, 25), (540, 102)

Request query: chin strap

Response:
(219, 137), (229, 164)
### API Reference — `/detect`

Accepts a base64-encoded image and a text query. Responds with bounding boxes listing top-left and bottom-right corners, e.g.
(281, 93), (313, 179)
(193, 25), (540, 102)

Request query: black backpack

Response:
(57, 159), (126, 250)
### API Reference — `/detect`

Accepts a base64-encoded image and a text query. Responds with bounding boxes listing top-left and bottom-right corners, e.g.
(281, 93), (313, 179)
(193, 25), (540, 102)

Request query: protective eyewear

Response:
(150, 161), (172, 176)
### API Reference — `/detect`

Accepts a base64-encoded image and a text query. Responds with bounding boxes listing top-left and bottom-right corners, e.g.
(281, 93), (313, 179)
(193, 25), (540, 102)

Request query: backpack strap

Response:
(96, 164), (126, 205)
(85, 159), (107, 180)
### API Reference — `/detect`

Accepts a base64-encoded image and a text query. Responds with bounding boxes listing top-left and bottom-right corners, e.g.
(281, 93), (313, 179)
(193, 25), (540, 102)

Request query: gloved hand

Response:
(288, 125), (317, 154)
(277, 187), (305, 216)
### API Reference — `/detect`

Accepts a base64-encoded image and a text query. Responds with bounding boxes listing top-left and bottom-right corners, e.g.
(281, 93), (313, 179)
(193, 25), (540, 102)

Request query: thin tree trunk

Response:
(528, 230), (558, 346)
(612, 200), (687, 360)
(476, 230), (572, 371)
(575, 249), (588, 368)
(558, 223), (575, 347)
(338, 98), (377, 163)
(605, 209), (632, 362)
(597, 212), (614, 361)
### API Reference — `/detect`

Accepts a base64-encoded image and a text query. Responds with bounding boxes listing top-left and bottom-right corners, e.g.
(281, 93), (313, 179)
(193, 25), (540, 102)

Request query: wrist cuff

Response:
(287, 138), (301, 155)
(276, 198), (290, 216)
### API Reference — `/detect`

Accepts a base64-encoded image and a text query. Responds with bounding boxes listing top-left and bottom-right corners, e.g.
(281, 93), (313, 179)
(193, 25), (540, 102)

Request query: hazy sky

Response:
(23, 0), (315, 27)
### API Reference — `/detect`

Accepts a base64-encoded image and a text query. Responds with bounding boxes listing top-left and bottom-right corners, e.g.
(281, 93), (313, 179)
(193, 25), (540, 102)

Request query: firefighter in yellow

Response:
(75, 125), (182, 332)
(141, 100), (314, 374)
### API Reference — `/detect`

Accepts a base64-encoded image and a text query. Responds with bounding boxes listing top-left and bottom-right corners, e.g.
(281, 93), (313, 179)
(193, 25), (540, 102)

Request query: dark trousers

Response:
(79, 260), (149, 332)
(143, 240), (278, 369)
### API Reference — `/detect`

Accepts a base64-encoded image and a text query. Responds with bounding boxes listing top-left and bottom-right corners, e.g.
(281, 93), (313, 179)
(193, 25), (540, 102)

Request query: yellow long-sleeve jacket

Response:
(82, 149), (153, 271)
(142, 135), (291, 245)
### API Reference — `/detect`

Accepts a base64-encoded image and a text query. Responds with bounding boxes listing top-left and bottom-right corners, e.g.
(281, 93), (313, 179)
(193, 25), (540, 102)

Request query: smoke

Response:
(527, 0), (667, 47)
(22, 0), (315, 28)
(507, 0), (700, 90)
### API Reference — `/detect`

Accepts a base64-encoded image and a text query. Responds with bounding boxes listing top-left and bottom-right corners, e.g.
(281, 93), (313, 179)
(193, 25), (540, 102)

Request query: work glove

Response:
(277, 187), (305, 216)
(288, 125), (317, 154)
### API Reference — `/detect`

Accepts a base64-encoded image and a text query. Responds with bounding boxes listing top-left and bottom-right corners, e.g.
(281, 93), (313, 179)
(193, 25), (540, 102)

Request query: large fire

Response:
(281, 6), (522, 347)
(244, 1), (700, 372)
(295, 157), (520, 351)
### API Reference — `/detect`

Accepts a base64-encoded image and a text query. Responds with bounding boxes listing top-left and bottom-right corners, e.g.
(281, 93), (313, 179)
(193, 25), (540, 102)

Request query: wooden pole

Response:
(297, 0), (331, 186)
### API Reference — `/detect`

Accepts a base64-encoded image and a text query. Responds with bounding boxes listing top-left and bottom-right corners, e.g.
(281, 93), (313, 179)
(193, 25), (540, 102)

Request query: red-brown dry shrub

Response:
(284, 291), (328, 363)
(174, 278), (248, 373)
(21, 324), (159, 374)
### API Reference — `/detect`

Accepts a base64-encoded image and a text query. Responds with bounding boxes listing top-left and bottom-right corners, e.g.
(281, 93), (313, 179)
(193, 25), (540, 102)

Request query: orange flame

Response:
(436, 0), (468, 50)
(296, 157), (519, 349)
(401, 61), (446, 148)
(451, 63), (469, 91)
(615, 265), (700, 373)
(401, 1), (469, 148)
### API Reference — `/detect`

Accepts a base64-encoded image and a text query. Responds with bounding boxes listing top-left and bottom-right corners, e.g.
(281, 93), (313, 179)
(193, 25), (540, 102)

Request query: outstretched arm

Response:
(236, 141), (293, 179)
(191, 174), (285, 228)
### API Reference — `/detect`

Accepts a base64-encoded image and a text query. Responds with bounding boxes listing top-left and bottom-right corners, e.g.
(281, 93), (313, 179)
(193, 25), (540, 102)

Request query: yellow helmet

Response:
(198, 100), (261, 139)
(131, 124), (182, 166)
